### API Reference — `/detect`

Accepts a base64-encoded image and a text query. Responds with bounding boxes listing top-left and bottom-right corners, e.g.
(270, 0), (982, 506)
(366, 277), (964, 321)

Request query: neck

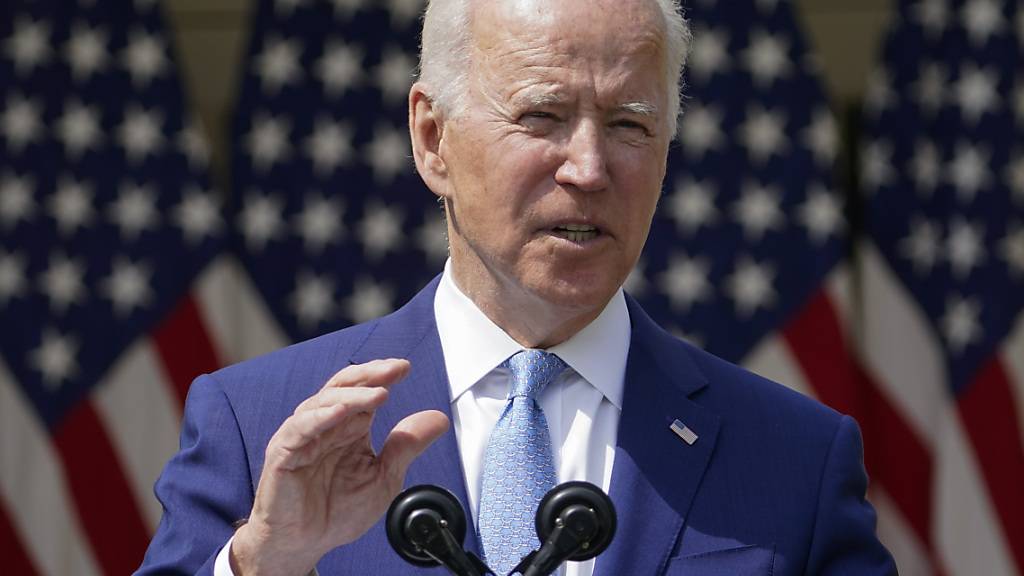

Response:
(449, 261), (606, 349)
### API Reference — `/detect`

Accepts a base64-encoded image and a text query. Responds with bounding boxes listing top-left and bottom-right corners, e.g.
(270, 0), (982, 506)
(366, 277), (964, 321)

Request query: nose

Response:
(554, 119), (610, 193)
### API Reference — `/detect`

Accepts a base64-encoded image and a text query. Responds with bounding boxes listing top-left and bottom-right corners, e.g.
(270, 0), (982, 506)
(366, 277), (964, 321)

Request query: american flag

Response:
(0, 0), (226, 574)
(858, 0), (1024, 573)
(231, 0), (446, 343)
(4, 0), (1019, 574)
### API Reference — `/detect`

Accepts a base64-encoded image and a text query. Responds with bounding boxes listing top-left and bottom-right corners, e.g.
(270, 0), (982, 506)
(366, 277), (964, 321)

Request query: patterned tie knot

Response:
(505, 349), (566, 400)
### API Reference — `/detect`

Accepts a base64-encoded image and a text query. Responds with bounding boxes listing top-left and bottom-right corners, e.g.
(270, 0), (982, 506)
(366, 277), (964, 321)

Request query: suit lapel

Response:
(595, 298), (720, 575)
(349, 277), (482, 557)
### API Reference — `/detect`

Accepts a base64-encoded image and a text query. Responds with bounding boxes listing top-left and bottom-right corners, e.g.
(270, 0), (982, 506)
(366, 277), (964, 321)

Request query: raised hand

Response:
(229, 359), (450, 576)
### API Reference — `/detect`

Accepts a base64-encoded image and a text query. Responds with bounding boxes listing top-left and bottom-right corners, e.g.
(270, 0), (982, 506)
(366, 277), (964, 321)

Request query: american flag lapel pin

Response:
(670, 419), (699, 445)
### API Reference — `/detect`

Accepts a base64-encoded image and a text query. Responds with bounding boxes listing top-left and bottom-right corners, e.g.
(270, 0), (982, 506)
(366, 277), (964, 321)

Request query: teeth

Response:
(555, 229), (598, 243)
(561, 224), (596, 232)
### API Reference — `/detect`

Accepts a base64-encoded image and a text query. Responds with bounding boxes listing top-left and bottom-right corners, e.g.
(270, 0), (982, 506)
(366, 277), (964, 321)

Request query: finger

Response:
(322, 359), (411, 391)
(272, 387), (389, 454)
(378, 410), (450, 486)
(294, 385), (390, 415)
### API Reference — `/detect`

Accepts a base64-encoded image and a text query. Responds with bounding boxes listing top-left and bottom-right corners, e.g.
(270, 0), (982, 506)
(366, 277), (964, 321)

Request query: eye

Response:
(521, 111), (559, 122)
(518, 110), (562, 134)
(610, 118), (653, 138)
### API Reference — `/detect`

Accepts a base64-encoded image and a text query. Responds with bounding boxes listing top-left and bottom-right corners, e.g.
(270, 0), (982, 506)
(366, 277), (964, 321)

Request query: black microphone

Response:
(386, 484), (495, 576)
(511, 481), (617, 576)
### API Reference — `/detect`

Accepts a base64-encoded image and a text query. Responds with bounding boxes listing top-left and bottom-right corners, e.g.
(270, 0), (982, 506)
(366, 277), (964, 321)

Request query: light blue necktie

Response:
(478, 350), (566, 576)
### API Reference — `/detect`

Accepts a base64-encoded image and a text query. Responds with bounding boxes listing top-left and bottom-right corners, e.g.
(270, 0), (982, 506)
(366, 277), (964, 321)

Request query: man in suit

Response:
(138, 0), (897, 574)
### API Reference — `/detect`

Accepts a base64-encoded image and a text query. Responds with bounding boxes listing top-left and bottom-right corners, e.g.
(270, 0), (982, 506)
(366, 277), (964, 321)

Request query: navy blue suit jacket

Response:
(138, 277), (896, 575)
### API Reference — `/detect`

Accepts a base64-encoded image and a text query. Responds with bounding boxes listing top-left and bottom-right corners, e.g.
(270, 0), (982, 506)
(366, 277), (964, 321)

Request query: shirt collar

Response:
(434, 260), (629, 410)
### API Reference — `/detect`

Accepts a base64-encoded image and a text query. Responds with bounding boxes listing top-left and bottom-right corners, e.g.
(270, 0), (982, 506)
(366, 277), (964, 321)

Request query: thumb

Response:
(379, 410), (450, 486)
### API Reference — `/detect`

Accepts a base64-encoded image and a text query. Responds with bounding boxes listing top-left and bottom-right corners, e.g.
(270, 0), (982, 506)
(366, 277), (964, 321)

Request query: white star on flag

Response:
(668, 178), (719, 235)
(57, 101), (103, 158)
(1000, 224), (1024, 277)
(306, 118), (355, 174)
(39, 253), (87, 313)
(0, 250), (28, 304)
(364, 124), (410, 184)
(725, 257), (776, 317)
(29, 330), (79, 389)
(659, 254), (712, 312)
(947, 142), (992, 201)
(118, 107), (166, 163)
(941, 295), (982, 353)
(0, 172), (35, 228)
(290, 271), (336, 328)
(345, 276), (394, 324)
(255, 36), (302, 94)
(417, 210), (449, 264)
(4, 17), (52, 74)
(911, 0), (950, 38)
(913, 62), (947, 116)
(246, 113), (292, 171)
(375, 47), (416, 104)
(316, 41), (364, 96)
(293, 194), (345, 252)
(743, 30), (792, 87)
(739, 105), (788, 164)
(1, 95), (42, 152)
(49, 178), (96, 235)
(946, 218), (986, 278)
(358, 202), (404, 259)
(65, 23), (109, 81)
(802, 108), (838, 167)
(240, 192), (286, 251)
(172, 188), (223, 245)
(733, 181), (784, 239)
(798, 186), (844, 244)
(679, 103), (725, 159)
(911, 140), (942, 194)
(121, 29), (167, 86)
(688, 27), (730, 82)
(108, 183), (159, 240)
(955, 64), (999, 124)
(101, 258), (154, 316)
(900, 217), (943, 275)
(962, 0), (1005, 46)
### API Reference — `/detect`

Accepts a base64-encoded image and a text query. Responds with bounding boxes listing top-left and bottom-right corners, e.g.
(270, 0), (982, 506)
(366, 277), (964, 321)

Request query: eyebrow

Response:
(523, 93), (566, 107)
(616, 101), (659, 117)
(519, 93), (659, 117)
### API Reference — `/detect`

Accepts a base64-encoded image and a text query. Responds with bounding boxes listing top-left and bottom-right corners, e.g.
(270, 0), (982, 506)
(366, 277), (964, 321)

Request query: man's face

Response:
(437, 0), (671, 328)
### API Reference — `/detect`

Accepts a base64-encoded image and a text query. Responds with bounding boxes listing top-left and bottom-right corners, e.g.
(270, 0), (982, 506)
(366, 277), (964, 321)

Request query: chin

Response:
(526, 270), (622, 314)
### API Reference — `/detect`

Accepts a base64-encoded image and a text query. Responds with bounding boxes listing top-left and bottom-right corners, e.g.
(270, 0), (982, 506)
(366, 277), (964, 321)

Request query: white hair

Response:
(417, 0), (691, 135)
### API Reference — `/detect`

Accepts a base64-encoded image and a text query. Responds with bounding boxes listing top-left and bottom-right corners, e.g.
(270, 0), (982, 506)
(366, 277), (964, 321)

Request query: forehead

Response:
(468, 0), (668, 97)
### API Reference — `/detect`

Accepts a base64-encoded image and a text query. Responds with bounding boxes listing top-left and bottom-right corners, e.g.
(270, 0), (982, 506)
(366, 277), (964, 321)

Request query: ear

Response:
(408, 82), (449, 198)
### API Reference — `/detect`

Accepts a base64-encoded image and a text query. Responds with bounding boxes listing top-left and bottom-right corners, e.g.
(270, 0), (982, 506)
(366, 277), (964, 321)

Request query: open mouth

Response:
(551, 224), (601, 243)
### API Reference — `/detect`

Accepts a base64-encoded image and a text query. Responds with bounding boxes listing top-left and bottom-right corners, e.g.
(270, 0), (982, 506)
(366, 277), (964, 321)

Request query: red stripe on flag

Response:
(151, 293), (223, 408)
(778, 290), (860, 413)
(957, 356), (1024, 574)
(781, 289), (943, 571)
(52, 401), (151, 576)
(0, 498), (39, 576)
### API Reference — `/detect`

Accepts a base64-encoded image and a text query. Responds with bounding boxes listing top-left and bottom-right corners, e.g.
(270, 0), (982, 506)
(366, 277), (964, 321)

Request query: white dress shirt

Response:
(216, 264), (630, 575)
(435, 263), (629, 576)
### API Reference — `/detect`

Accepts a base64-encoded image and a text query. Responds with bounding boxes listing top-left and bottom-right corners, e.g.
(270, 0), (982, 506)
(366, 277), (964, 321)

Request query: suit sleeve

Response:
(805, 414), (898, 575)
(135, 373), (255, 576)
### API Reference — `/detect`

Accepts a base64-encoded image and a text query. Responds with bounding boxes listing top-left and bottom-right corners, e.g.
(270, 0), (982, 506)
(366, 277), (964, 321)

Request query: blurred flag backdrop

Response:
(858, 0), (1024, 573)
(0, 0), (1021, 574)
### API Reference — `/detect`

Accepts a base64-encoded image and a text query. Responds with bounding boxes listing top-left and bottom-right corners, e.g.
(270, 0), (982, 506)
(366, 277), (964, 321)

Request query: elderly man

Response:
(138, 0), (896, 574)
